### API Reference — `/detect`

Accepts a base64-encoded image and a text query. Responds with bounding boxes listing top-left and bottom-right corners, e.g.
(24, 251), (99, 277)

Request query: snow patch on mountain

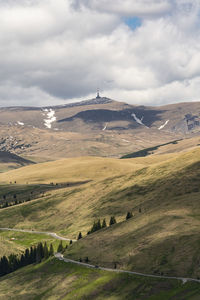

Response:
(103, 123), (108, 131)
(131, 113), (148, 128)
(158, 120), (169, 130)
(43, 109), (56, 129)
(17, 121), (24, 126)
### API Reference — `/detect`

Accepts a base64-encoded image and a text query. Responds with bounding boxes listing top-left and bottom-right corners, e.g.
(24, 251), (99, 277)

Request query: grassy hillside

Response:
(0, 156), (145, 184)
(64, 148), (200, 277)
(0, 182), (87, 208)
(0, 258), (200, 300)
(0, 148), (199, 277)
(0, 230), (68, 257)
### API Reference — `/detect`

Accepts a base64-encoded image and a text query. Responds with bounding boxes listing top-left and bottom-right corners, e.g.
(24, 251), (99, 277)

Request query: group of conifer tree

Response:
(86, 216), (116, 236)
(78, 211), (136, 240)
(86, 212), (135, 236)
(57, 240), (72, 252)
(76, 216), (117, 239)
(0, 242), (54, 277)
(0, 198), (32, 210)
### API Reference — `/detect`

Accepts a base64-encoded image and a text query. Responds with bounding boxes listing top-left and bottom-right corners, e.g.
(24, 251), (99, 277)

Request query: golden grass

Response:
(0, 236), (24, 257)
(0, 156), (145, 184)
(0, 147), (199, 276)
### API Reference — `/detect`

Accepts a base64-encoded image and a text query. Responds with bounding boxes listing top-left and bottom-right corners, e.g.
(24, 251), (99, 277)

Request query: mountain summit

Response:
(0, 98), (200, 159)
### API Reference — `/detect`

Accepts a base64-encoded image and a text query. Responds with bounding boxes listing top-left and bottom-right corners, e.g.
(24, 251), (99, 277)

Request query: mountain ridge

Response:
(0, 97), (199, 160)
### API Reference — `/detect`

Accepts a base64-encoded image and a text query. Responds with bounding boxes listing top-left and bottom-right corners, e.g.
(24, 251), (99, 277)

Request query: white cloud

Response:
(106, 77), (200, 106)
(0, 0), (199, 106)
(73, 0), (172, 17)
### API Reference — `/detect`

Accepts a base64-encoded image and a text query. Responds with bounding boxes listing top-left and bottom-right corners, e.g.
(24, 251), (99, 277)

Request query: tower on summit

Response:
(96, 88), (100, 99)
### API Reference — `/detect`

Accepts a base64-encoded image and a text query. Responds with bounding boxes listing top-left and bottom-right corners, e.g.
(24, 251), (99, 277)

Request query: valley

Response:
(0, 98), (200, 299)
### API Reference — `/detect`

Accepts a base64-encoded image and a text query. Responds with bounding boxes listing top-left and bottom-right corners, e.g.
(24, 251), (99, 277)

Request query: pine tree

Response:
(85, 257), (89, 263)
(39, 242), (45, 259)
(44, 242), (49, 259)
(126, 211), (133, 220)
(30, 246), (34, 264)
(24, 248), (30, 265)
(36, 243), (44, 263)
(96, 219), (101, 230)
(0, 256), (10, 275)
(109, 216), (117, 226)
(90, 219), (102, 233)
(36, 249), (41, 263)
(77, 232), (82, 240)
(33, 246), (37, 262)
(49, 243), (54, 256)
(8, 254), (19, 272)
(102, 218), (107, 228)
(91, 221), (97, 233)
(20, 254), (26, 267)
(57, 241), (63, 253)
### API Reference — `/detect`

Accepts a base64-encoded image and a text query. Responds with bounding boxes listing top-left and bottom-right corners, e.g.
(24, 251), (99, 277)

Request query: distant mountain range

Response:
(0, 97), (200, 160)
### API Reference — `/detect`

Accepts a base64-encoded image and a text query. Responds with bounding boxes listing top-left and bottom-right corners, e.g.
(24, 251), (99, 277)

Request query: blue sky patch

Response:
(123, 17), (142, 30)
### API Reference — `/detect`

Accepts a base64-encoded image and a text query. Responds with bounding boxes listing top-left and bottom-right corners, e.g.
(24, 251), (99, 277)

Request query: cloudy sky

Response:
(0, 0), (200, 106)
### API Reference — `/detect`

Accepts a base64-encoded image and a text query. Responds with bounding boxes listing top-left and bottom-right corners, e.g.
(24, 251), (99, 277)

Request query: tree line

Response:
(77, 210), (140, 240)
(0, 242), (54, 277)
(0, 198), (32, 209)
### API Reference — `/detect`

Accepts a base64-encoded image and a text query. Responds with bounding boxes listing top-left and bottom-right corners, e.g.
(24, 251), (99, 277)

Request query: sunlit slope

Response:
(0, 258), (200, 300)
(0, 149), (199, 233)
(0, 148), (195, 184)
(0, 237), (24, 258)
(0, 156), (146, 233)
(0, 150), (194, 233)
(0, 148), (199, 277)
(65, 148), (200, 277)
(0, 156), (145, 184)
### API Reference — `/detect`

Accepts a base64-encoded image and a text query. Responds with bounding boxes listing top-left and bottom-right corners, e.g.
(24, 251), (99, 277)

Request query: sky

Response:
(0, 0), (200, 106)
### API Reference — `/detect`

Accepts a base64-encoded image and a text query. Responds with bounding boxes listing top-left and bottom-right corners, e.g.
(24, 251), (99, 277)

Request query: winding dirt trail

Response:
(54, 253), (200, 285)
(1, 227), (200, 284)
(0, 227), (76, 242)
